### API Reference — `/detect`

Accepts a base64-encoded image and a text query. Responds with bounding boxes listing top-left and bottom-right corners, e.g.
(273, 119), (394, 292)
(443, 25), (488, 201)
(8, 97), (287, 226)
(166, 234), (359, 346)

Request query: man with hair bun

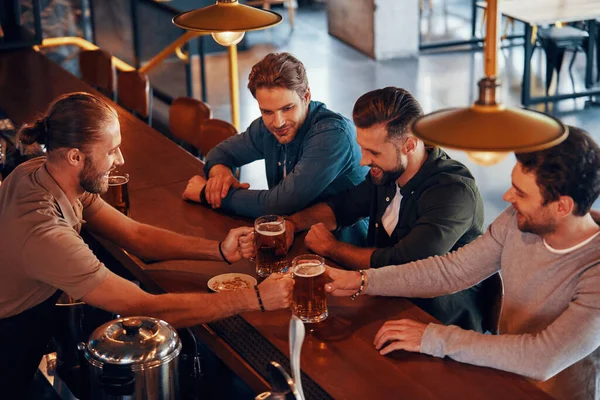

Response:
(183, 52), (368, 244)
(0, 92), (293, 394)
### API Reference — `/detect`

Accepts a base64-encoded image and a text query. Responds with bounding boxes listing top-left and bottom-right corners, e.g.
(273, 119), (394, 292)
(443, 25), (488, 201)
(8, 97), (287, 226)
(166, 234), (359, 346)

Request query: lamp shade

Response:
(410, 0), (568, 162)
(173, 0), (283, 33)
(411, 105), (567, 152)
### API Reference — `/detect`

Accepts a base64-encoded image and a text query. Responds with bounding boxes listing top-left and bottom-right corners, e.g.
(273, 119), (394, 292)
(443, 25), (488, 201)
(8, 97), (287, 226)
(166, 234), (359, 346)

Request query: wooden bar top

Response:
(0, 49), (552, 399)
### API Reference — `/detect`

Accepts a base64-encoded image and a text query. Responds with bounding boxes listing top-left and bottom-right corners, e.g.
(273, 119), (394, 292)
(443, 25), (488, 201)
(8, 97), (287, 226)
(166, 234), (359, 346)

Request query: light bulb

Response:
(466, 151), (509, 166)
(211, 31), (245, 46)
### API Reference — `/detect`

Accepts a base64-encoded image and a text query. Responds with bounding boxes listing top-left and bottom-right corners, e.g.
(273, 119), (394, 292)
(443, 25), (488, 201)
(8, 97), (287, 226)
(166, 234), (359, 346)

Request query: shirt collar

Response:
(34, 158), (83, 228)
(400, 147), (443, 196)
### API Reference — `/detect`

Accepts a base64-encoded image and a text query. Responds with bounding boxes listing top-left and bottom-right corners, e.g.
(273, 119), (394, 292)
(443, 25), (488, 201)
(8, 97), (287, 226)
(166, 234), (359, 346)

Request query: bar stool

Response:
(169, 97), (213, 157)
(536, 25), (589, 96)
(196, 118), (238, 159)
(117, 70), (153, 126)
(79, 49), (117, 102)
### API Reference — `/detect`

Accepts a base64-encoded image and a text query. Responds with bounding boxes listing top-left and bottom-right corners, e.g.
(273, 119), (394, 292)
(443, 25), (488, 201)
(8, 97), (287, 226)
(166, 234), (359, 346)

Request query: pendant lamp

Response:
(173, 0), (283, 46)
(411, 0), (568, 165)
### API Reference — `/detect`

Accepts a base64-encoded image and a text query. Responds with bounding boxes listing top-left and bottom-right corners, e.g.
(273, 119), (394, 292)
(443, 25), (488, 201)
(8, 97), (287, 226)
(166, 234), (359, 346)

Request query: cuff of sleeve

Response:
(364, 268), (380, 295)
(420, 323), (449, 358)
(369, 248), (386, 269)
(68, 266), (111, 301)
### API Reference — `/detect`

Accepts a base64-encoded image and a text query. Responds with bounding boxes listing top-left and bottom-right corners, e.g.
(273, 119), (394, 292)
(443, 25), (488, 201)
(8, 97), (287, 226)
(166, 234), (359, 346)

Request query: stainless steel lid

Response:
(84, 316), (182, 370)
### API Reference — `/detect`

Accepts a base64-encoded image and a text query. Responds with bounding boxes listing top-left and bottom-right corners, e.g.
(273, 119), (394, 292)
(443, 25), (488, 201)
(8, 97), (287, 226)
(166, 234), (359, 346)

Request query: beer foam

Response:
(294, 263), (325, 277)
(256, 222), (285, 236)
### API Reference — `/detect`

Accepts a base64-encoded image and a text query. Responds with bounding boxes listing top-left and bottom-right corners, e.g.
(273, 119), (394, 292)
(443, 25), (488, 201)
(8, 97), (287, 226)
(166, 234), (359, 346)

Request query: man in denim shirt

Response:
(183, 53), (368, 242)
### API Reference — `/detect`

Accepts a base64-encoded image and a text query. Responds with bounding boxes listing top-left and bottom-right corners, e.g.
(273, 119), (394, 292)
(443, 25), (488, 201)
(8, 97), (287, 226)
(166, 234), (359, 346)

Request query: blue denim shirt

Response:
(204, 101), (368, 240)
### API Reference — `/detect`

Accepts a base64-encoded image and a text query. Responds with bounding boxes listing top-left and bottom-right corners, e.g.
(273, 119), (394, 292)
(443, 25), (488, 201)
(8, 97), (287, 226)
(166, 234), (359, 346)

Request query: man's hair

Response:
(352, 87), (423, 141)
(17, 92), (118, 157)
(247, 53), (309, 99)
(516, 126), (600, 216)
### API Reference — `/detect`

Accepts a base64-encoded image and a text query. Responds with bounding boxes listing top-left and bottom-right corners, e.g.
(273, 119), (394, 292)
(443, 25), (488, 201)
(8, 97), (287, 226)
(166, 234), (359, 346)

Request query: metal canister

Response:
(82, 316), (182, 399)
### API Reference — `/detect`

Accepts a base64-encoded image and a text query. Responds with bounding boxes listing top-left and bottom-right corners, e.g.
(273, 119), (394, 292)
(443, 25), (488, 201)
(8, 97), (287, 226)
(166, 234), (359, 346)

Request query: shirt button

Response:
(375, 223), (379, 228)
(411, 191), (414, 195)
(386, 197), (390, 202)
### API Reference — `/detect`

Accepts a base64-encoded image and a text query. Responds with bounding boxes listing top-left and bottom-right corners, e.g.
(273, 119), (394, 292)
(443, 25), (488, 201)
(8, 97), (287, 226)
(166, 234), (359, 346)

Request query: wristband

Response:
(199, 185), (208, 205)
(218, 241), (232, 265)
(350, 270), (366, 300)
(254, 285), (265, 312)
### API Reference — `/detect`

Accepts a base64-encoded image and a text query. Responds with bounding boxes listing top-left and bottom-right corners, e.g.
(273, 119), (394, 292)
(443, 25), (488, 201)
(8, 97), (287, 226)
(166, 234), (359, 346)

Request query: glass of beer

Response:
(102, 172), (130, 217)
(292, 254), (328, 323)
(254, 215), (288, 278)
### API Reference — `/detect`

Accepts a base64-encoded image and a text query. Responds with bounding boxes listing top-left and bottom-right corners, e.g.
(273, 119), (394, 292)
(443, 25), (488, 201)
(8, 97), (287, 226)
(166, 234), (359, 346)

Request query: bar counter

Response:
(0, 49), (552, 399)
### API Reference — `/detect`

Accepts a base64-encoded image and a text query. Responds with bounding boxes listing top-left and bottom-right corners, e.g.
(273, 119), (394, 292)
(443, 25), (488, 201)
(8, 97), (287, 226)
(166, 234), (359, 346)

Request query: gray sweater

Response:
(366, 207), (600, 400)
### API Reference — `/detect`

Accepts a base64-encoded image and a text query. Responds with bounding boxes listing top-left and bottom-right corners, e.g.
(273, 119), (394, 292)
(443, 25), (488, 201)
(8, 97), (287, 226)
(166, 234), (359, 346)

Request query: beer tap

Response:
(255, 316), (306, 400)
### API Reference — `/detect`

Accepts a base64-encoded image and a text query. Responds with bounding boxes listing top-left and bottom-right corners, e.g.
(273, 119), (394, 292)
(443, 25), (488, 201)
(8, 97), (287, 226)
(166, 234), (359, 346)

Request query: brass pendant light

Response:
(411, 0), (568, 165)
(173, 0), (283, 46)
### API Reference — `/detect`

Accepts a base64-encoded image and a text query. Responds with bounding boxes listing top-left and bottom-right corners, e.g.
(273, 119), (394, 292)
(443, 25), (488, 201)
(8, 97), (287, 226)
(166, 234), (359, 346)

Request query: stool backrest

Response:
(169, 97), (213, 150)
(79, 49), (116, 101)
(118, 70), (152, 124)
(196, 118), (238, 157)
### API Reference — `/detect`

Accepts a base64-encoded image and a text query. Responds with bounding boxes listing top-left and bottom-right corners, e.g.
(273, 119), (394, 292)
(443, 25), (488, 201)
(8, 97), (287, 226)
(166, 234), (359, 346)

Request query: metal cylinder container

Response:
(82, 316), (182, 399)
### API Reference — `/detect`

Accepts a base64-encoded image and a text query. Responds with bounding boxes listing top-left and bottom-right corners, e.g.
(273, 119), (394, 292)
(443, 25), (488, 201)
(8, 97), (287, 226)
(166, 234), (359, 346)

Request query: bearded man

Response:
(282, 87), (486, 331)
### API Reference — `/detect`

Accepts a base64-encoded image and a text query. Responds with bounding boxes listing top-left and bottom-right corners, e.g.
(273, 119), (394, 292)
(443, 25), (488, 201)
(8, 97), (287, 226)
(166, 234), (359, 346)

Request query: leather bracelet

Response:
(218, 241), (232, 265)
(254, 285), (265, 312)
(199, 185), (208, 205)
(350, 270), (366, 300)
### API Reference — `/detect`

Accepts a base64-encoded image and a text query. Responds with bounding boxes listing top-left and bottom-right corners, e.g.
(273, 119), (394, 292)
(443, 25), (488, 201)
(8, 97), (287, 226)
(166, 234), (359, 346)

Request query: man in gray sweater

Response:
(326, 126), (600, 400)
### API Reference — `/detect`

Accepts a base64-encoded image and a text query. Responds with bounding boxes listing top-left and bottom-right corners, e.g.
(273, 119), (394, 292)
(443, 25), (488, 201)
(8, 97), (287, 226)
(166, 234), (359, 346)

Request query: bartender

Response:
(0, 92), (294, 395)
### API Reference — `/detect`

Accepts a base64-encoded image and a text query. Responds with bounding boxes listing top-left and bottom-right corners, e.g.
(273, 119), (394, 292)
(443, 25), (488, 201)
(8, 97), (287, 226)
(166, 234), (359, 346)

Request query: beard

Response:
(79, 155), (109, 194)
(515, 207), (557, 235)
(370, 165), (405, 186)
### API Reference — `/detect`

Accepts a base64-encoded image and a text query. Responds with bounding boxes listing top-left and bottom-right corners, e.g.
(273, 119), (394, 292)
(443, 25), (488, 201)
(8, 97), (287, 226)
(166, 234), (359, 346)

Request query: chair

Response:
(79, 49), (117, 101)
(244, 0), (295, 29)
(117, 70), (153, 125)
(536, 25), (589, 96)
(478, 272), (504, 334)
(195, 118), (238, 159)
(169, 97), (213, 156)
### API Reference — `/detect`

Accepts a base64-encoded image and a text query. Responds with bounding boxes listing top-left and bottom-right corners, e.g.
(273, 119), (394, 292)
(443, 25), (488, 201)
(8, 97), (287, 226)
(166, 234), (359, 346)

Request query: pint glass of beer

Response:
(102, 173), (130, 216)
(292, 254), (328, 323)
(254, 215), (288, 277)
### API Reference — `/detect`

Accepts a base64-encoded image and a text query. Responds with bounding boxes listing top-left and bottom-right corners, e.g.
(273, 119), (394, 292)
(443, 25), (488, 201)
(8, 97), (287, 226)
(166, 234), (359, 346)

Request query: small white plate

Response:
(208, 273), (257, 292)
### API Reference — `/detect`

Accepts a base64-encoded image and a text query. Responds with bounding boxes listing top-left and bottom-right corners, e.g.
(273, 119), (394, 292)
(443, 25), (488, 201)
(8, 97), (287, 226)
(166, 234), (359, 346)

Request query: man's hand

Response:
(205, 165), (250, 208)
(182, 175), (207, 203)
(325, 267), (362, 296)
(257, 273), (295, 310)
(305, 223), (337, 257)
(238, 229), (256, 259)
(221, 226), (254, 263)
(373, 319), (427, 355)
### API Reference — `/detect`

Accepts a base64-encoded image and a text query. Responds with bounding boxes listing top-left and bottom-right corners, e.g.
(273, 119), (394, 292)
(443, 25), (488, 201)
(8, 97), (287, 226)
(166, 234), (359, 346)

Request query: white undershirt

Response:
(543, 230), (600, 254)
(382, 184), (402, 237)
